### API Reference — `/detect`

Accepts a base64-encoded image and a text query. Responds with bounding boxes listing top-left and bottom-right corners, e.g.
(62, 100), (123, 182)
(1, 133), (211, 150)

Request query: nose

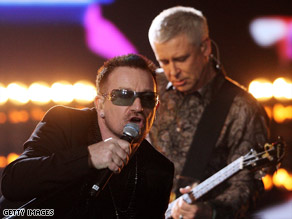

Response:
(168, 62), (180, 78)
(131, 97), (143, 112)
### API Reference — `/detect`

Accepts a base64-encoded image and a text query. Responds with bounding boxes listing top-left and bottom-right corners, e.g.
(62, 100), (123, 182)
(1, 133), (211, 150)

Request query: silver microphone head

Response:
(123, 123), (140, 139)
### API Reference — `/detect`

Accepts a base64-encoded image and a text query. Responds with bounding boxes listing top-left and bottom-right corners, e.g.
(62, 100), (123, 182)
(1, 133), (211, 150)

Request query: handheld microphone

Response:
(90, 123), (140, 197)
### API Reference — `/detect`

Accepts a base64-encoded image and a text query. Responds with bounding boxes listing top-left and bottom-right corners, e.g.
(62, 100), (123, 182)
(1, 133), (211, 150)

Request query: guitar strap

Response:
(176, 77), (242, 195)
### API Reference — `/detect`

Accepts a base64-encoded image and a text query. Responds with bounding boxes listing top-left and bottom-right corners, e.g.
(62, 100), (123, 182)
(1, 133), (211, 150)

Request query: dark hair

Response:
(96, 54), (157, 93)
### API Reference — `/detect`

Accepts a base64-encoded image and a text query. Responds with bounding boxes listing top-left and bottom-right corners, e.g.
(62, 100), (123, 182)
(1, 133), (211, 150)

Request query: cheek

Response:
(105, 104), (124, 119)
(164, 70), (172, 81)
(188, 59), (203, 77)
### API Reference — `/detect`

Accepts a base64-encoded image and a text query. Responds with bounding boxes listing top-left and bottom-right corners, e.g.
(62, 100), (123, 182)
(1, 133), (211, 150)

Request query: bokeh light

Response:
(262, 174), (273, 190)
(8, 110), (29, 123)
(73, 80), (96, 104)
(7, 82), (29, 105)
(0, 83), (8, 105)
(273, 104), (292, 123)
(272, 168), (292, 191)
(249, 77), (292, 100)
(273, 78), (292, 100)
(51, 81), (74, 104)
(248, 79), (273, 100)
(28, 82), (51, 105)
(0, 112), (7, 124)
(7, 153), (19, 164)
(0, 156), (7, 168)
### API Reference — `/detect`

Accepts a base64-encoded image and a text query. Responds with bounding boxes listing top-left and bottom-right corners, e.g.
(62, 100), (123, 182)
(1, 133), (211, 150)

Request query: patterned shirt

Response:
(149, 69), (269, 218)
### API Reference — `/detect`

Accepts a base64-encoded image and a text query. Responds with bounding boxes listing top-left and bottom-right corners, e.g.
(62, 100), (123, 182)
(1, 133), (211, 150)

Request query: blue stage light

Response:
(0, 0), (113, 6)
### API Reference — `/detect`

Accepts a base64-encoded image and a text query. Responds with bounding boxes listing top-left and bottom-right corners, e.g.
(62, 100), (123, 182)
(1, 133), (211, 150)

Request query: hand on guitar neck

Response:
(170, 186), (213, 219)
(165, 138), (286, 219)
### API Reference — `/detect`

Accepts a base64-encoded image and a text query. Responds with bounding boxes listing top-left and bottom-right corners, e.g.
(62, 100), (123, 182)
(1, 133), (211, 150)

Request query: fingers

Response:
(171, 197), (213, 219)
(88, 138), (131, 172)
(179, 185), (192, 194)
(172, 198), (199, 219)
(107, 143), (129, 172)
(117, 138), (132, 157)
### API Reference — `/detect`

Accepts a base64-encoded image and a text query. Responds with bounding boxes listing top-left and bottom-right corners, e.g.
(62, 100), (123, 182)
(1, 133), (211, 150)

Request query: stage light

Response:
(8, 110), (29, 123)
(73, 80), (96, 103)
(262, 174), (273, 190)
(273, 78), (292, 100)
(0, 80), (97, 106)
(250, 18), (286, 47)
(248, 79), (273, 100)
(272, 168), (292, 191)
(51, 81), (74, 104)
(250, 17), (292, 60)
(0, 83), (8, 105)
(0, 0), (100, 5)
(273, 104), (292, 123)
(0, 112), (7, 124)
(7, 153), (19, 164)
(7, 82), (29, 105)
(28, 82), (51, 105)
(249, 77), (292, 101)
(0, 156), (7, 168)
(84, 4), (137, 59)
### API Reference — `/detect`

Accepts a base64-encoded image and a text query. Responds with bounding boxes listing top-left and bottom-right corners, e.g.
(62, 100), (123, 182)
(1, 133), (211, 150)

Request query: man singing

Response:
(0, 54), (174, 218)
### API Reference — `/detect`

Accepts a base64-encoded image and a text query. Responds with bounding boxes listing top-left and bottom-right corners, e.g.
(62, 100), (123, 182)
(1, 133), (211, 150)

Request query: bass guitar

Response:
(165, 138), (286, 218)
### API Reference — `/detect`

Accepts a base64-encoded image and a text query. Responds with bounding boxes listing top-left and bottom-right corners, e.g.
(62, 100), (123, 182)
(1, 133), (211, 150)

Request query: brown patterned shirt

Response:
(149, 69), (269, 218)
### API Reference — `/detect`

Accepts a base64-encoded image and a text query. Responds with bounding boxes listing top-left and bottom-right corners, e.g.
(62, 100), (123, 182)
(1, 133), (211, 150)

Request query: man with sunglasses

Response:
(148, 6), (269, 219)
(0, 54), (174, 218)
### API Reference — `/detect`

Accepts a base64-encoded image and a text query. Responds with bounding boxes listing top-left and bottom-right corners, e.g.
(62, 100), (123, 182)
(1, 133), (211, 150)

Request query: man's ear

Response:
(200, 38), (211, 57)
(94, 95), (105, 117)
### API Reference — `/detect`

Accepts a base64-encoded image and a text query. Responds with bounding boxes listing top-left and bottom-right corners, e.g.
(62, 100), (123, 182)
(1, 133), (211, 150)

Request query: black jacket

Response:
(1, 106), (174, 218)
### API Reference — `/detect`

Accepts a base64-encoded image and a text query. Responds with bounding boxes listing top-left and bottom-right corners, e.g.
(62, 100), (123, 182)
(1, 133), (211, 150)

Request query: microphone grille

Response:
(123, 123), (140, 138)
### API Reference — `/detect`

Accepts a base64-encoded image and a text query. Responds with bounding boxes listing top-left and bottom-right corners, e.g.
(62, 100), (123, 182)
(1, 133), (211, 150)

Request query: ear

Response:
(94, 95), (105, 117)
(200, 38), (211, 57)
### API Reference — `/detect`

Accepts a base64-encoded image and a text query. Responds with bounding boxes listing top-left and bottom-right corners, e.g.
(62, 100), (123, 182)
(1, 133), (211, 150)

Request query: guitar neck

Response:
(165, 156), (243, 218)
(191, 156), (243, 199)
(165, 140), (285, 218)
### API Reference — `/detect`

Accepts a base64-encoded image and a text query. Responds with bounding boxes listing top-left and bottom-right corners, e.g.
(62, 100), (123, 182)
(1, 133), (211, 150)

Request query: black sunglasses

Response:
(102, 89), (159, 108)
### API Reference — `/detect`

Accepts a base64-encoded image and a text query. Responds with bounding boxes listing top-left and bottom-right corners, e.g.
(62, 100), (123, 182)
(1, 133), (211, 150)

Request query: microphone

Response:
(90, 123), (140, 197)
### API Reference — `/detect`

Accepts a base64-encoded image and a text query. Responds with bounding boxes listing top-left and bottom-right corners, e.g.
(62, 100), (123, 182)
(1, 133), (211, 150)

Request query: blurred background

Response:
(0, 0), (291, 217)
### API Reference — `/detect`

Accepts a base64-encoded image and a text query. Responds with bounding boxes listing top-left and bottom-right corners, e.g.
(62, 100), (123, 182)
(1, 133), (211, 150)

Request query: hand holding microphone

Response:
(88, 123), (140, 197)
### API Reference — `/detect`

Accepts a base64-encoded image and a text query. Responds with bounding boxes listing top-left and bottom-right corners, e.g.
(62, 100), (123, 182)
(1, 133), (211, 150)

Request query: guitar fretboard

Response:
(191, 156), (243, 199)
(165, 156), (243, 218)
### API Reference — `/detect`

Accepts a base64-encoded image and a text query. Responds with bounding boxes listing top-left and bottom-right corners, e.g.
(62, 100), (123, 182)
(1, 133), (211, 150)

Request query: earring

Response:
(100, 113), (105, 118)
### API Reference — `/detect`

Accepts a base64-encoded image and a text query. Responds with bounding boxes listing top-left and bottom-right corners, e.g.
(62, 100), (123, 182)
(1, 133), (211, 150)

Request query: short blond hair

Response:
(148, 6), (209, 47)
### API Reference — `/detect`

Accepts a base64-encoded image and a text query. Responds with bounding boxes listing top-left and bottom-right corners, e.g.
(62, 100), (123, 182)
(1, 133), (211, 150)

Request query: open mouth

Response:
(128, 116), (145, 129)
(130, 117), (142, 123)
